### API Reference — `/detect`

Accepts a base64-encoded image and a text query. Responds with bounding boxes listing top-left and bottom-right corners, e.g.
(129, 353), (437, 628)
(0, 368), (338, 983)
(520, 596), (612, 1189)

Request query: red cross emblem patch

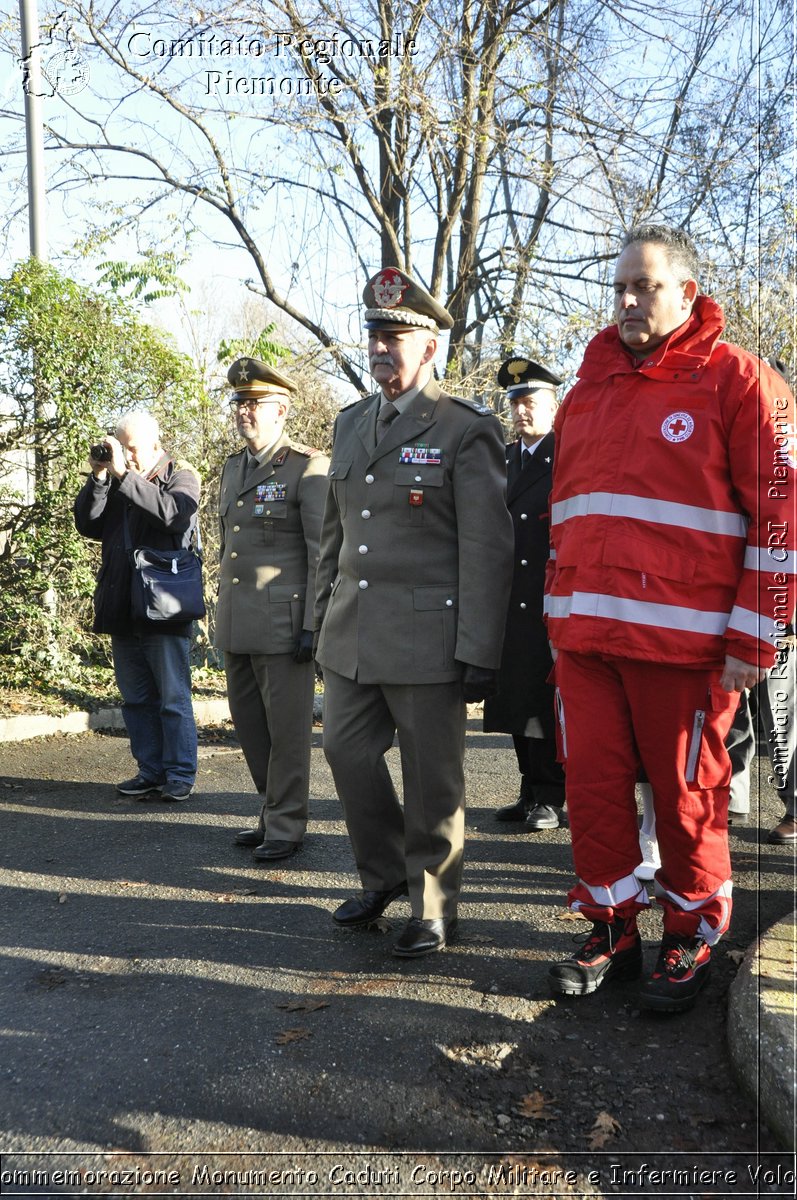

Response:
(661, 411), (695, 443)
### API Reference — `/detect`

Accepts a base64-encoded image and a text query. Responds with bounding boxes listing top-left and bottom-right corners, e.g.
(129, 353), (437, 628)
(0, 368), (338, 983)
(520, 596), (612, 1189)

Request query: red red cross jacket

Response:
(546, 297), (796, 669)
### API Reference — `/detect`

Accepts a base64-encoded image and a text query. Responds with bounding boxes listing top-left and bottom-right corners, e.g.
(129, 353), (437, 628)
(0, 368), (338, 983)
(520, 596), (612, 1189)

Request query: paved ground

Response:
(0, 719), (795, 1198)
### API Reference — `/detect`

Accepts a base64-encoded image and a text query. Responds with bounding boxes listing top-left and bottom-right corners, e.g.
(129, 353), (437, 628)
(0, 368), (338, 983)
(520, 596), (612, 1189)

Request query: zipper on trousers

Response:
(555, 687), (567, 759)
(685, 709), (705, 782)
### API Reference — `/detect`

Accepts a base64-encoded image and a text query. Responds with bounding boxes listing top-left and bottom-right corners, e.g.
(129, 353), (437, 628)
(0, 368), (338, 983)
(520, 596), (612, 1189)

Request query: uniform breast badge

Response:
(256, 483), (288, 501)
(399, 445), (442, 465)
(409, 489), (424, 506)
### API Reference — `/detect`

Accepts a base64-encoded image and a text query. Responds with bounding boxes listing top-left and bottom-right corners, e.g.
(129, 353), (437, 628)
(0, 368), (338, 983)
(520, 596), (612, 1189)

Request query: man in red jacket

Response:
(546, 225), (796, 1011)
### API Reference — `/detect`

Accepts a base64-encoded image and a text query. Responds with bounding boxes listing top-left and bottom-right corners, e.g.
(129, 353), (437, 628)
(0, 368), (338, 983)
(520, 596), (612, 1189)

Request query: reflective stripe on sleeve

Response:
(744, 546), (797, 574)
(551, 492), (749, 538)
(727, 605), (782, 645)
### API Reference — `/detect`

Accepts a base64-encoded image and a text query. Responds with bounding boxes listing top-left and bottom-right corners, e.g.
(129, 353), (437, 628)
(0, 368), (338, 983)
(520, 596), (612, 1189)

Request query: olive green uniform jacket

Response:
(315, 380), (513, 681)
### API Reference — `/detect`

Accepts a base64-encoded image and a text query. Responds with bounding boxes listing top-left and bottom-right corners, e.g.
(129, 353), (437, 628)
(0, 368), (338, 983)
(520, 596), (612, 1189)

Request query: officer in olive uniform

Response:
(484, 358), (566, 829)
(216, 359), (330, 861)
(315, 267), (514, 956)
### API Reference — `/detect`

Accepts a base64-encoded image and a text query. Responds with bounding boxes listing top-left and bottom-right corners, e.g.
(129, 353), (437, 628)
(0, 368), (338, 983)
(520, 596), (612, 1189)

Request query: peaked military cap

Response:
(363, 267), (454, 333)
(227, 357), (297, 398)
(497, 356), (562, 400)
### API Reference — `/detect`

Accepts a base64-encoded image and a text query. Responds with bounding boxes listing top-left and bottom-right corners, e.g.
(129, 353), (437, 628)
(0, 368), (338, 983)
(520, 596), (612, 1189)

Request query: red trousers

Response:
(555, 651), (738, 944)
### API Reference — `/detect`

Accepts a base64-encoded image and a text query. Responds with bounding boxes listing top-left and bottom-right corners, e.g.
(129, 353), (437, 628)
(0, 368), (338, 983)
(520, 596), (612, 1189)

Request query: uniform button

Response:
(266, 509), (271, 515)
(365, 473), (375, 483)
(359, 580), (369, 589)
(358, 545), (368, 554)
(232, 578), (240, 585)
(520, 513), (528, 520)
(521, 559), (528, 566)
(233, 525), (240, 532)
(230, 552), (238, 559)
(293, 593), (299, 599)
(415, 474), (422, 482)
(520, 602), (527, 609)
(236, 500), (244, 507)
(361, 509), (371, 519)
(445, 599), (453, 607)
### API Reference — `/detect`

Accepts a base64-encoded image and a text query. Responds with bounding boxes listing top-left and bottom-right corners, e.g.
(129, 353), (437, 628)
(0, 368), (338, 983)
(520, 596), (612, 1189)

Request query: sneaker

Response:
(549, 915), (642, 996)
(161, 784), (195, 802)
(636, 830), (661, 881)
(639, 934), (711, 1013)
(116, 775), (162, 796)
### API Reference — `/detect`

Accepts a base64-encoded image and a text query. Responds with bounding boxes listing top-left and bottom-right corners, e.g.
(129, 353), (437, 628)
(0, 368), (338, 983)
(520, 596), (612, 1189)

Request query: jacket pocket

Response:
(328, 460), (351, 518)
(602, 532), (697, 585)
(412, 585), (457, 672)
(268, 583), (305, 642)
(393, 463), (445, 525)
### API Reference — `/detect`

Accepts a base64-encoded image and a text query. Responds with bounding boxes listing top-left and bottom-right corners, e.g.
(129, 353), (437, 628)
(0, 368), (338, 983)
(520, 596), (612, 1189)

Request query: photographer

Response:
(74, 412), (201, 802)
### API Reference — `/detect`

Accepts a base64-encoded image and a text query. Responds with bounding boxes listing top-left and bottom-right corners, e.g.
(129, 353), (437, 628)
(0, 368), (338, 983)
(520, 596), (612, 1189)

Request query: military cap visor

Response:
(226, 357), (297, 396)
(363, 267), (453, 333)
(498, 357), (562, 393)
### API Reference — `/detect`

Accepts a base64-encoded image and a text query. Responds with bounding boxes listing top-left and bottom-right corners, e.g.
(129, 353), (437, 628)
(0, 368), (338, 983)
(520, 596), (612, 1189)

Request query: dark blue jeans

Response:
(111, 632), (197, 788)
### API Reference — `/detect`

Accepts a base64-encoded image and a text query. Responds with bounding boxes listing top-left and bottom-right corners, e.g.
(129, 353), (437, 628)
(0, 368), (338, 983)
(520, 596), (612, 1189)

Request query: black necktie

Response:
(522, 449), (533, 471)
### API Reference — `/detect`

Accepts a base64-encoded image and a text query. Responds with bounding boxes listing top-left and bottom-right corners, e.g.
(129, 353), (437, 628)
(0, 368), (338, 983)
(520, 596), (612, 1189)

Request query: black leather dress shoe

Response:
(495, 795), (532, 822)
(525, 803), (565, 830)
(253, 839), (302, 861)
(234, 828), (264, 847)
(332, 883), (408, 927)
(393, 916), (458, 957)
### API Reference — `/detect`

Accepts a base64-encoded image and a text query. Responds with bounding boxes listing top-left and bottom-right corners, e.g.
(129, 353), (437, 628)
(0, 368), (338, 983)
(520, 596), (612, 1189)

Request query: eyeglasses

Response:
(227, 397), (281, 412)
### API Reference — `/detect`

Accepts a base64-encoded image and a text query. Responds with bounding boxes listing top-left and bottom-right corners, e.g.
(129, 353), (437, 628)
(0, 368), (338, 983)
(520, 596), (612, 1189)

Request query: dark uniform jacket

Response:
(214, 436), (330, 656)
(73, 455), (201, 637)
(314, 379), (514, 684)
(483, 432), (556, 735)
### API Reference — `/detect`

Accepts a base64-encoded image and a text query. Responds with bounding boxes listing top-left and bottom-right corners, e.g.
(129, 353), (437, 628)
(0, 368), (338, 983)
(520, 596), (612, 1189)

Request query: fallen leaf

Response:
(557, 910), (587, 922)
(588, 1110), (621, 1148)
(58, 894), (68, 904)
(276, 999), (330, 1013)
(276, 1028), (312, 1044)
(725, 948), (745, 965)
(516, 1091), (557, 1119)
(437, 1042), (516, 1069)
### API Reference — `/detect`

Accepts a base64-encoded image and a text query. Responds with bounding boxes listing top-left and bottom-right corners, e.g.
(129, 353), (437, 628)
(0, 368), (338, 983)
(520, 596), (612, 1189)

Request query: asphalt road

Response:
(0, 718), (794, 1198)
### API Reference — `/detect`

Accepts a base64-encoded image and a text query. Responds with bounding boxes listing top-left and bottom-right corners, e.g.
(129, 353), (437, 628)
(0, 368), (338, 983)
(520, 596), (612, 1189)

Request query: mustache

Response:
(370, 355), (394, 366)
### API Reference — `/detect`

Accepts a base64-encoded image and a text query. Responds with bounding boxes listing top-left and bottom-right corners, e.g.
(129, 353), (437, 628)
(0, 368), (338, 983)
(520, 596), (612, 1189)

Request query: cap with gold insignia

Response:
(363, 267), (454, 333)
(227, 357), (297, 399)
(497, 356), (562, 400)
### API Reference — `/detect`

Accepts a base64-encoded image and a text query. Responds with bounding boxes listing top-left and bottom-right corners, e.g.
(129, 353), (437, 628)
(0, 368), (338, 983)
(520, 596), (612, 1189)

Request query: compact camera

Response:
(90, 442), (112, 463)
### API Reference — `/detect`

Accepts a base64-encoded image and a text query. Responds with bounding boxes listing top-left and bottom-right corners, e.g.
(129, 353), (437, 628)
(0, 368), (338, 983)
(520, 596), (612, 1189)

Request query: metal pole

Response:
(19, 0), (47, 261)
